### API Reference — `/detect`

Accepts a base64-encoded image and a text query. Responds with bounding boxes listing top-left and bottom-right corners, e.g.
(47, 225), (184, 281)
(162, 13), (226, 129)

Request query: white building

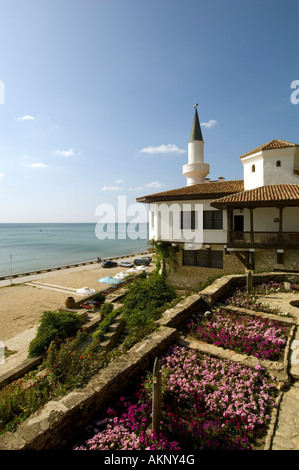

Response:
(137, 108), (299, 288)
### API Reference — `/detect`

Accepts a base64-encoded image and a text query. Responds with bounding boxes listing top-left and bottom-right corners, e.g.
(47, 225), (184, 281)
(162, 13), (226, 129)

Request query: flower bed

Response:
(74, 346), (279, 451)
(224, 281), (295, 317)
(187, 309), (289, 360)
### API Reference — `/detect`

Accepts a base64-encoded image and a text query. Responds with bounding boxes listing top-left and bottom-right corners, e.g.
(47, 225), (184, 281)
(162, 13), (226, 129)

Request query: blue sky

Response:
(0, 0), (298, 222)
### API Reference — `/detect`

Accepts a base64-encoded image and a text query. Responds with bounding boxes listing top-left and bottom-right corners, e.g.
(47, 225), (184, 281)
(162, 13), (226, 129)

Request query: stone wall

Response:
(168, 246), (244, 290)
(0, 293), (207, 450)
(167, 246), (299, 290)
(254, 248), (299, 273)
(0, 326), (179, 450)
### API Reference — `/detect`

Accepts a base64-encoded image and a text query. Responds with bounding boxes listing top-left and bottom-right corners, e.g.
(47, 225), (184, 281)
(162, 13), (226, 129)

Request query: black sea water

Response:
(0, 223), (149, 277)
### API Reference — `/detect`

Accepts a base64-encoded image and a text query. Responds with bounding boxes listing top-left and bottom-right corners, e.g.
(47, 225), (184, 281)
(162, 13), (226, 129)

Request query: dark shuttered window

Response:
(183, 249), (223, 268)
(203, 210), (223, 229)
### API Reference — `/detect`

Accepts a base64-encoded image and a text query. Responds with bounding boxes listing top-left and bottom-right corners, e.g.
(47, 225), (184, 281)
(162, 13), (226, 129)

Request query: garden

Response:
(0, 277), (295, 450)
(72, 346), (280, 450)
(0, 273), (178, 436)
(187, 309), (289, 361)
(71, 280), (294, 451)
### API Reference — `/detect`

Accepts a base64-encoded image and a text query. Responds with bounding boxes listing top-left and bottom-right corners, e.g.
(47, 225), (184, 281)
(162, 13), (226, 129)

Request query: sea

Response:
(0, 223), (150, 277)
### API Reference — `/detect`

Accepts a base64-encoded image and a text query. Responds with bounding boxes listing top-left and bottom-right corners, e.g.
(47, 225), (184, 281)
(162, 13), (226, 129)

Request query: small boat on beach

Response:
(119, 261), (134, 268)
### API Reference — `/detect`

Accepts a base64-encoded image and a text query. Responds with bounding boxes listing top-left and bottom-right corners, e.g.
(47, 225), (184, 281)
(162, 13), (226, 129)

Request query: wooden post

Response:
(246, 270), (253, 294)
(152, 357), (162, 434)
(278, 207), (283, 243)
(250, 208), (254, 243)
(227, 208), (233, 243)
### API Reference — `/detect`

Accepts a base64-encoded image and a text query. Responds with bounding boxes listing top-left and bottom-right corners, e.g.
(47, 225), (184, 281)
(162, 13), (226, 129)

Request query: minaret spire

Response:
(189, 105), (203, 142)
(182, 105), (210, 186)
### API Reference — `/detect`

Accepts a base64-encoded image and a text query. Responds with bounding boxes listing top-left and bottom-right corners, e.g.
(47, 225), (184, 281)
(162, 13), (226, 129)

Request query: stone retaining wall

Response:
(0, 271), (298, 450)
(0, 326), (179, 450)
(199, 271), (299, 305)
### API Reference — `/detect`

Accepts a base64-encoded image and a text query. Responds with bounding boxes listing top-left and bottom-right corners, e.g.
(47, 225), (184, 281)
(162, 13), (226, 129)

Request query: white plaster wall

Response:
(242, 154), (264, 190)
(247, 207), (279, 232)
(242, 207), (299, 232)
(263, 149), (299, 186)
(282, 207), (299, 231)
(149, 200), (227, 245)
(242, 147), (299, 190)
(188, 141), (204, 164)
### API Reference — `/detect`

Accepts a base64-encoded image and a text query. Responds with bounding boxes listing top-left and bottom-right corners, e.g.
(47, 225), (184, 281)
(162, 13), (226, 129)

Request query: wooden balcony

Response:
(229, 231), (299, 247)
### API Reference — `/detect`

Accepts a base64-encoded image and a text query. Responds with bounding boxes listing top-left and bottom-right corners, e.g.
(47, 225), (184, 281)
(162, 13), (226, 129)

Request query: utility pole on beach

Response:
(10, 255), (13, 285)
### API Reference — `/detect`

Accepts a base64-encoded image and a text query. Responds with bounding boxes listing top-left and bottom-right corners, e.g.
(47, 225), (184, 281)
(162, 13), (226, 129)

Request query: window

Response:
(251, 164), (255, 172)
(180, 211), (197, 230)
(203, 210), (223, 229)
(276, 160), (281, 167)
(183, 249), (223, 268)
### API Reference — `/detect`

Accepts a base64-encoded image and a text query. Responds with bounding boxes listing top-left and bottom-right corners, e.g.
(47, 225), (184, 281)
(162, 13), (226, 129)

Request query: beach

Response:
(0, 253), (154, 375)
(0, 254), (154, 342)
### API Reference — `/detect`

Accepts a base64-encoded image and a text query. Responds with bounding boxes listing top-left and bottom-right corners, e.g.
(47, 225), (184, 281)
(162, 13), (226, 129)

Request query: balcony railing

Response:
(230, 231), (299, 245)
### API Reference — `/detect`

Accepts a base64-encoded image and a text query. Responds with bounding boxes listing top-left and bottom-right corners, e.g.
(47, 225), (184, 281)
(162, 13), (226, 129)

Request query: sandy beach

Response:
(0, 254), (153, 342)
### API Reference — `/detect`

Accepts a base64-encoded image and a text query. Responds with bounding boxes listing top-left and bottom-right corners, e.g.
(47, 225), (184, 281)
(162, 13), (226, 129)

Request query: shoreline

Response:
(0, 251), (152, 285)
(0, 251), (154, 347)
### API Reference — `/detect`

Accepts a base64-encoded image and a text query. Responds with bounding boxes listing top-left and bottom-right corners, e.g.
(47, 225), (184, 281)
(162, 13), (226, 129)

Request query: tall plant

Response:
(150, 239), (178, 277)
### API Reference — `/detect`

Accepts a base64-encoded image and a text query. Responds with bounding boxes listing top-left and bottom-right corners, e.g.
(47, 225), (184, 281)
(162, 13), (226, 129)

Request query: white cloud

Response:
(116, 179), (124, 183)
(18, 115), (35, 121)
(28, 162), (47, 168)
(146, 181), (165, 189)
(101, 186), (122, 191)
(201, 120), (217, 128)
(129, 186), (144, 191)
(55, 148), (75, 157)
(0, 172), (4, 178)
(140, 144), (186, 155)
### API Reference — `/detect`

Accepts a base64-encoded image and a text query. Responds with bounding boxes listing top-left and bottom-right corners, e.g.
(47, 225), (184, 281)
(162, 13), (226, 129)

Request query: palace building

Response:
(137, 108), (299, 289)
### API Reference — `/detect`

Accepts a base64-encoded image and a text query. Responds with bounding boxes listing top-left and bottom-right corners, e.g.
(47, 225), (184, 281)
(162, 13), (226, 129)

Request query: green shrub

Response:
(120, 274), (177, 341)
(93, 292), (106, 303)
(94, 305), (121, 342)
(99, 302), (114, 318)
(28, 310), (84, 357)
(122, 274), (176, 321)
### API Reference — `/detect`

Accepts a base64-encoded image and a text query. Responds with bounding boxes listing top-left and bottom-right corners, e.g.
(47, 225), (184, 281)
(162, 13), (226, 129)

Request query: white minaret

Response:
(183, 105), (210, 185)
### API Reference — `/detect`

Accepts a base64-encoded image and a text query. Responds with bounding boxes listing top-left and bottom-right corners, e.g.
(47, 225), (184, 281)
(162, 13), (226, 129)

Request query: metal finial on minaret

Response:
(194, 103), (198, 108)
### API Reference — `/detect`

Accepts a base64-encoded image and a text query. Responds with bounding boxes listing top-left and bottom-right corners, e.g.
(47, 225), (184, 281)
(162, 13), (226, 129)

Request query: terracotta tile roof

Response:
(211, 184), (299, 208)
(240, 139), (299, 159)
(137, 180), (244, 203)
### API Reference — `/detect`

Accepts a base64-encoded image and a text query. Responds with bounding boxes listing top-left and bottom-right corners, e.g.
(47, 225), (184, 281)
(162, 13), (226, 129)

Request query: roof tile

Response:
(137, 180), (244, 202)
(240, 139), (299, 159)
(211, 184), (299, 207)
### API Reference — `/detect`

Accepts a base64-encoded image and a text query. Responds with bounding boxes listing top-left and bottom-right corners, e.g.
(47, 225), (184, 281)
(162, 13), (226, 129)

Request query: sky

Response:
(0, 0), (298, 223)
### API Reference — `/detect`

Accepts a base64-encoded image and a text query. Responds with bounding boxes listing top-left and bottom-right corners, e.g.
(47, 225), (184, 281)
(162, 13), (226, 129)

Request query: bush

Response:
(93, 292), (106, 303)
(121, 274), (176, 338)
(94, 305), (121, 342)
(123, 274), (176, 320)
(28, 310), (84, 357)
(99, 302), (114, 319)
